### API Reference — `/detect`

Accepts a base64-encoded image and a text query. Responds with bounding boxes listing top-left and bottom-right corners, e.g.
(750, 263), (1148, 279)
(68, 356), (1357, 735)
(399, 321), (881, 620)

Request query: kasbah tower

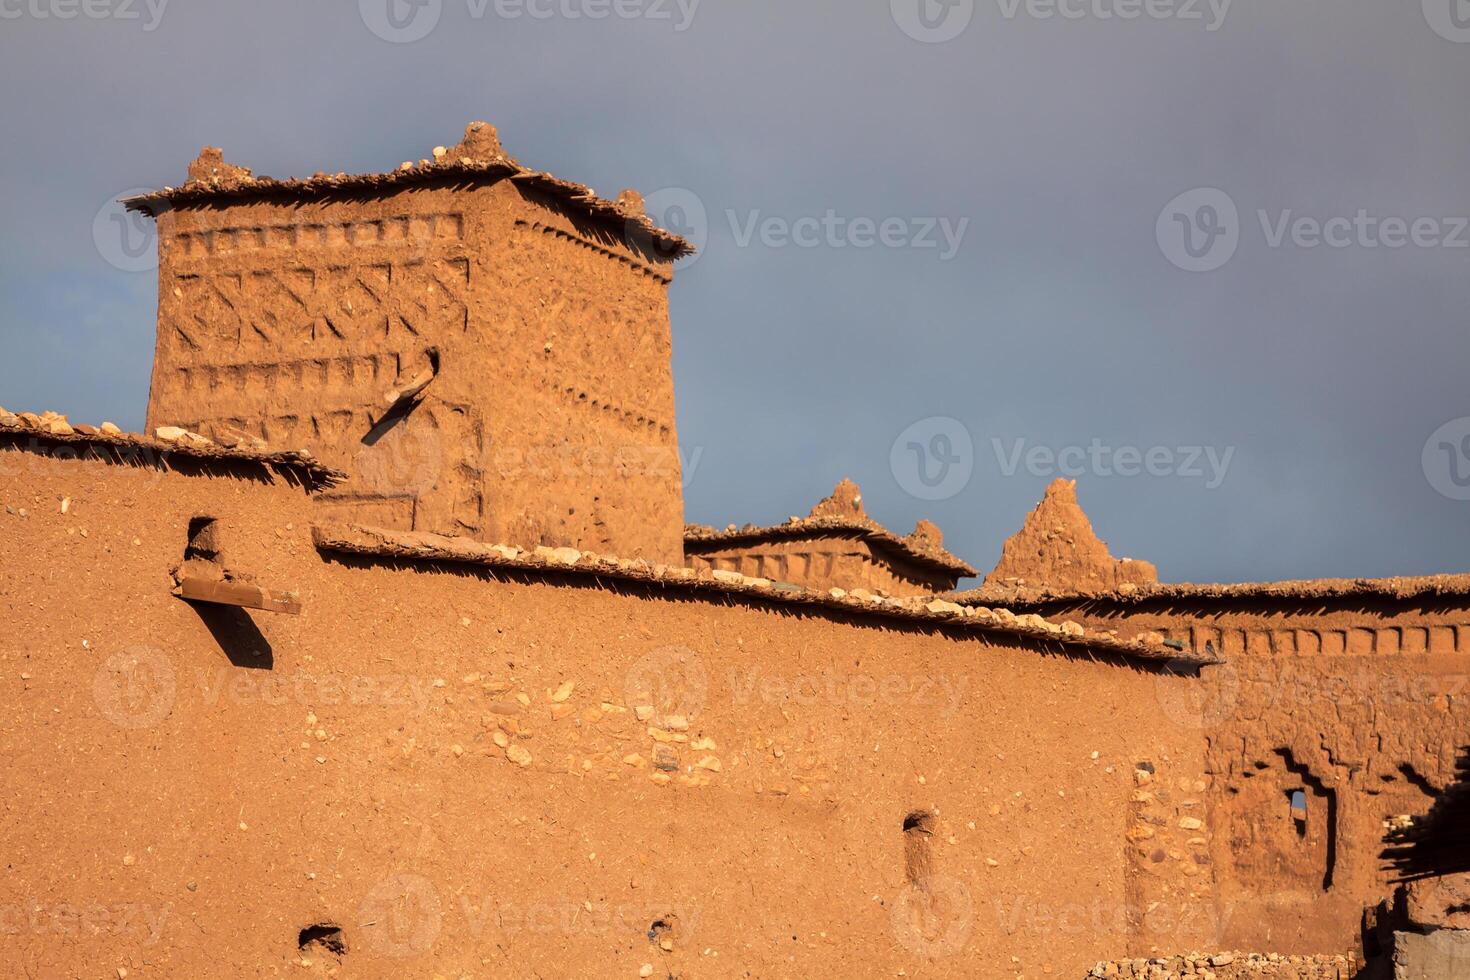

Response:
(137, 121), (690, 562)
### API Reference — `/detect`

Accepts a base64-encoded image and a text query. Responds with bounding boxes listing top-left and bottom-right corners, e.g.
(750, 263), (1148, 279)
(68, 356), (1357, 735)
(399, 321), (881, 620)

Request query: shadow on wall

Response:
(189, 603), (275, 669)
(1383, 747), (1470, 881)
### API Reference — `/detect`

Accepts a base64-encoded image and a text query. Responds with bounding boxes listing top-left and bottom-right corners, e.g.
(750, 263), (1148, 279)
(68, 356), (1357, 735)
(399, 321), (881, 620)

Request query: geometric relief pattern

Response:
(555, 380), (673, 440)
(1160, 623), (1470, 657)
(174, 213), (464, 257)
(170, 353), (401, 403)
(515, 219), (671, 283)
(169, 257), (469, 356)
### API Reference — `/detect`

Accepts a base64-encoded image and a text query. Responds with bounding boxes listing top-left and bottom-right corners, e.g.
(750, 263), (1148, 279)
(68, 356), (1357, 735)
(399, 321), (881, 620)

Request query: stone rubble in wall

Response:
(314, 525), (1201, 665)
(1085, 952), (1357, 979)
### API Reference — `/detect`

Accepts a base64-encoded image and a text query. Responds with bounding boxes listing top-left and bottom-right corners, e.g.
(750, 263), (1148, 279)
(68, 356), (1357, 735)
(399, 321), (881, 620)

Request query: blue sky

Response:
(2, 0), (1468, 584)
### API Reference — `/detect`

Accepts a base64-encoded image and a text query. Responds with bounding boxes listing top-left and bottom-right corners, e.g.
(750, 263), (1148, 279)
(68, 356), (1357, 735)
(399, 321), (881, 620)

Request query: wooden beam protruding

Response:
(177, 576), (302, 616)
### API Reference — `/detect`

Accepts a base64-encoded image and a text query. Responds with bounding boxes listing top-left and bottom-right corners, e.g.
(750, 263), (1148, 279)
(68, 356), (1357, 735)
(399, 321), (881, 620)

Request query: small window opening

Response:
(184, 516), (220, 563)
(297, 924), (345, 956)
(1288, 789), (1308, 837)
(903, 811), (934, 834)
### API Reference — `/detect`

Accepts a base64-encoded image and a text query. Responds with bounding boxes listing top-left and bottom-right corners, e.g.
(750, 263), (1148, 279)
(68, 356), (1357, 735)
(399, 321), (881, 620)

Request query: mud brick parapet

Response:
(687, 479), (978, 597)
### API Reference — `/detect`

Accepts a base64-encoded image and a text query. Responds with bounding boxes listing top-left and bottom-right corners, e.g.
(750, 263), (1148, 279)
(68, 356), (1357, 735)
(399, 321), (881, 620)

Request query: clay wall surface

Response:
(0, 449), (1211, 979)
(1001, 595), (1470, 957)
(685, 534), (959, 596)
(146, 178), (683, 562)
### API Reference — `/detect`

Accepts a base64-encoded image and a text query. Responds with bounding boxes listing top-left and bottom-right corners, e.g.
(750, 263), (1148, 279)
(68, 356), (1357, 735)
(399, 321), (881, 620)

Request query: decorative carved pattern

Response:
(168, 353), (400, 403)
(515, 219), (671, 283)
(556, 382), (672, 440)
(168, 258), (468, 356)
(1163, 624), (1470, 656)
(174, 214), (464, 257)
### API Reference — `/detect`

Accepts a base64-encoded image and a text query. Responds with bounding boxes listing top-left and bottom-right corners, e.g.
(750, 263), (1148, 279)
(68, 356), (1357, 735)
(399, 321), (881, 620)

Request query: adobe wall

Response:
(1008, 596), (1470, 956)
(146, 177), (683, 562)
(0, 448), (1212, 979)
(685, 534), (959, 596)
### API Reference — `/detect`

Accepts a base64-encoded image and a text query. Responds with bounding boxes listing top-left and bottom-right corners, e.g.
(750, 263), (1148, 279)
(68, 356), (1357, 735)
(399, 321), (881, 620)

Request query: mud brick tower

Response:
(127, 122), (692, 561)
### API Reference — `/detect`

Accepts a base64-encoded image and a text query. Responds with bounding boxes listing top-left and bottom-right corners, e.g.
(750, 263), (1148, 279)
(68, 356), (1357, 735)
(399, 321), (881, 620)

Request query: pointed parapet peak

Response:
(809, 478), (866, 520)
(906, 518), (945, 551)
(437, 120), (510, 166)
(185, 146), (254, 190)
(984, 478), (1159, 593)
(1043, 476), (1077, 503)
(615, 188), (645, 217)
